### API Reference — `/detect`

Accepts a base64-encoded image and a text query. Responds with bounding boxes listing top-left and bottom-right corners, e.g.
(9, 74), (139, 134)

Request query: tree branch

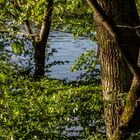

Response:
(24, 20), (35, 43)
(39, 0), (53, 45)
(117, 25), (140, 37)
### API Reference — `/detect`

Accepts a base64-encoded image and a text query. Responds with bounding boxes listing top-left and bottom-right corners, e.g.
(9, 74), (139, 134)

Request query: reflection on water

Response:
(46, 31), (97, 80)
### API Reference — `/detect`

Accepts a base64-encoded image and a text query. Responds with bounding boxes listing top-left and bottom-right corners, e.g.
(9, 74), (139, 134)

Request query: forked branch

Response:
(24, 20), (35, 43)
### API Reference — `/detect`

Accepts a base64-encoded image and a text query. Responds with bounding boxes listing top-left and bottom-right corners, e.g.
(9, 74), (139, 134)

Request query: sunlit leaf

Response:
(0, 73), (6, 84)
(11, 41), (24, 55)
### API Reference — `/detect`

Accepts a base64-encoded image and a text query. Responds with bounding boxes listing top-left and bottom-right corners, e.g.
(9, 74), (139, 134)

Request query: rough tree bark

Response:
(86, 0), (140, 139)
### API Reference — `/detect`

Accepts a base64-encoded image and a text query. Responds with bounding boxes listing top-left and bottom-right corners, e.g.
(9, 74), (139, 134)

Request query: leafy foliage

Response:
(11, 40), (24, 55)
(71, 49), (100, 84)
(0, 0), (95, 39)
(52, 0), (95, 39)
(0, 56), (104, 139)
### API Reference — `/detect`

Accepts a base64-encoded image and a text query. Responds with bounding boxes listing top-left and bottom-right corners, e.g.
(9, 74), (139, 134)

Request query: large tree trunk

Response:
(92, 0), (140, 139)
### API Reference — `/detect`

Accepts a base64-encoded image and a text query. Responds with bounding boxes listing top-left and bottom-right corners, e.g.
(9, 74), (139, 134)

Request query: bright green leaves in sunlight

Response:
(11, 40), (24, 55)
(1, 0), (95, 39)
(71, 49), (97, 72)
(52, 0), (94, 38)
(0, 58), (104, 139)
(71, 49), (100, 83)
(0, 78), (104, 139)
(0, 73), (6, 84)
(19, 0), (47, 24)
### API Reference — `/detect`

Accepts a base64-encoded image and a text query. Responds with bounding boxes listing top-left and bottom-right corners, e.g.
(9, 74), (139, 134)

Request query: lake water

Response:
(1, 31), (97, 80)
(46, 31), (97, 80)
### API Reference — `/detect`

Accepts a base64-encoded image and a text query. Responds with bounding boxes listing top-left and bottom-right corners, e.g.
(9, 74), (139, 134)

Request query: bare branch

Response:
(117, 25), (140, 29)
(117, 24), (140, 37)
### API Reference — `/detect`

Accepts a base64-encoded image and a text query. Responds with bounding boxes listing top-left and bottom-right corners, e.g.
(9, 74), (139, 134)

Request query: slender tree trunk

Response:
(34, 41), (46, 76)
(88, 0), (140, 139)
(34, 0), (53, 76)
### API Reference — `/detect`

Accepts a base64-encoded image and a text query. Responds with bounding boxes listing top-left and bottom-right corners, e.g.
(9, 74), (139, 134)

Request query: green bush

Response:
(0, 46), (104, 139)
(0, 65), (104, 139)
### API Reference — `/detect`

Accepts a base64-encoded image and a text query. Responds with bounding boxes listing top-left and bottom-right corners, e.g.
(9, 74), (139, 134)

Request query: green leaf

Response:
(0, 73), (6, 84)
(11, 41), (24, 55)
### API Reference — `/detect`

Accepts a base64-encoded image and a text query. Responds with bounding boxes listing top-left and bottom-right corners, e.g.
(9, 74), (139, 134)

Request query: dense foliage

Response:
(0, 52), (104, 139)
(0, 0), (94, 38)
